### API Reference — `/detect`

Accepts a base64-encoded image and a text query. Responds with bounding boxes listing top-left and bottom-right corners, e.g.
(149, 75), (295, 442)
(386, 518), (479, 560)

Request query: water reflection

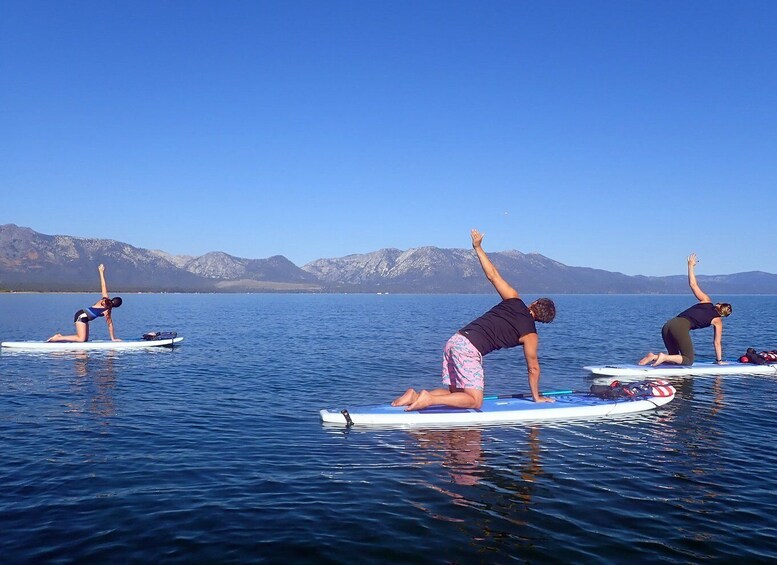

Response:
(710, 377), (725, 417)
(412, 428), (484, 487)
(63, 351), (117, 420)
(400, 424), (548, 547)
(515, 425), (543, 499)
(410, 425), (544, 502)
(657, 377), (730, 528)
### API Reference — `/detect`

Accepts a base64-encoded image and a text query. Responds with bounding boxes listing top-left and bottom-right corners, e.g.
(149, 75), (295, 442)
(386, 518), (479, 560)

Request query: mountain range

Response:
(1, 224), (776, 294)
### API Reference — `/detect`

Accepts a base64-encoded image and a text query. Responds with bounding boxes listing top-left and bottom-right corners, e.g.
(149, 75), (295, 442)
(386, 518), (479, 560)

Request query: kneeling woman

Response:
(639, 254), (731, 367)
(48, 264), (123, 342)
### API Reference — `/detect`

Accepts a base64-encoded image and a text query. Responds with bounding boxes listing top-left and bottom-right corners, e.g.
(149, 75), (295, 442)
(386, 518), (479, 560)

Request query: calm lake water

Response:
(2, 293), (777, 563)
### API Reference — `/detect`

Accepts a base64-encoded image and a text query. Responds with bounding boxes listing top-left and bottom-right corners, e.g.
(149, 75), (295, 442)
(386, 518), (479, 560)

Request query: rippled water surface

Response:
(2, 293), (777, 562)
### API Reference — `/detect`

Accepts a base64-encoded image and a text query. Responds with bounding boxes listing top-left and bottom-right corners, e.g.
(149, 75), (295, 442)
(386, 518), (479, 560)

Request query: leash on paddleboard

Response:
(341, 409), (354, 427)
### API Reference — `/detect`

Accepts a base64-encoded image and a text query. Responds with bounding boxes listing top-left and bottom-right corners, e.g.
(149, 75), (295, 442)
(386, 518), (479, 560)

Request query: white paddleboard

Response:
(1, 337), (184, 351)
(320, 382), (675, 427)
(584, 361), (777, 378)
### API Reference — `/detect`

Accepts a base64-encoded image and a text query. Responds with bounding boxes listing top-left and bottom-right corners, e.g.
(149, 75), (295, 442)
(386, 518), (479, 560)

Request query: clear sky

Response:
(1, 1), (775, 276)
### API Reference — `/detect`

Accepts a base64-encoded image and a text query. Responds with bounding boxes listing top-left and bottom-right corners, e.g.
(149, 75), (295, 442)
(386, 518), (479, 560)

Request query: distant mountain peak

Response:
(1, 224), (776, 293)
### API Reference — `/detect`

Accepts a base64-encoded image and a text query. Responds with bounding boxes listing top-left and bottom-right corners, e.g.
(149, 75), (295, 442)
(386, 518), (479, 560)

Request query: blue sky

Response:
(1, 1), (775, 276)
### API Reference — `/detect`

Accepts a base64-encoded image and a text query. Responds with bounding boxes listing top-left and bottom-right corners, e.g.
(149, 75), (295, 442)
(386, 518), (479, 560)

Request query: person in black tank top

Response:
(47, 264), (124, 343)
(638, 254), (732, 366)
(392, 229), (557, 411)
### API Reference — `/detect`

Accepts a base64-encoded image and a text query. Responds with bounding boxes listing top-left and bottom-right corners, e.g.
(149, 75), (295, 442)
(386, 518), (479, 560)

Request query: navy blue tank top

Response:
(459, 298), (537, 356)
(677, 302), (719, 330)
(86, 306), (107, 321)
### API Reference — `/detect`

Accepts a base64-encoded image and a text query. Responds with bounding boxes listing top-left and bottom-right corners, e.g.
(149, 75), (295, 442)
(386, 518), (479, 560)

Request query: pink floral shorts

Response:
(442, 333), (484, 391)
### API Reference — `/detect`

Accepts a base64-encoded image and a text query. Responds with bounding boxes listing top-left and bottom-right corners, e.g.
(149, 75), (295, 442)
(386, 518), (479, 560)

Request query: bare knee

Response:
(466, 390), (484, 409)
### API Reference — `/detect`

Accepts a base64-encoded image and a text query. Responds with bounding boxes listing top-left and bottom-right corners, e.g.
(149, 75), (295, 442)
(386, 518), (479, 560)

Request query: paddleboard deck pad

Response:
(1, 336), (184, 351)
(584, 361), (777, 378)
(320, 380), (675, 427)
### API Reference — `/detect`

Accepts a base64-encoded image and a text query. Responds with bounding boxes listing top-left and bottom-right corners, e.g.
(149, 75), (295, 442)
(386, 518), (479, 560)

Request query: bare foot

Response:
(406, 390), (434, 411)
(638, 352), (657, 366)
(391, 388), (418, 407)
(47, 334), (62, 343)
(651, 353), (668, 367)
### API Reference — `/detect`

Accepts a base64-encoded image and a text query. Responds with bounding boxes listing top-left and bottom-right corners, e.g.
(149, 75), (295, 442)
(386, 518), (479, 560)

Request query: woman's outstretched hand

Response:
(471, 229), (484, 249)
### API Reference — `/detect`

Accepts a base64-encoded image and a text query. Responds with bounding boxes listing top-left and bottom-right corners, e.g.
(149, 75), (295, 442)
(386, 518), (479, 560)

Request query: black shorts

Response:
(74, 309), (90, 324)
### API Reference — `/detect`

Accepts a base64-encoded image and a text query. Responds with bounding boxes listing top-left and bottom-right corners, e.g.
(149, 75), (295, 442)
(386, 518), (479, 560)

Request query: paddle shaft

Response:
(484, 389), (577, 400)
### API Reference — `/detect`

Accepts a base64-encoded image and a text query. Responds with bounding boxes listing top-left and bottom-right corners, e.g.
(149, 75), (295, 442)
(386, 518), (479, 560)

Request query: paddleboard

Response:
(320, 382), (675, 427)
(583, 361), (777, 378)
(1, 337), (184, 351)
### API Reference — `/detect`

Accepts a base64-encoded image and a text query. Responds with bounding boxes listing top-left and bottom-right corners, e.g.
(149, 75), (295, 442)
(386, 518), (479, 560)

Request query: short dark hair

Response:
(111, 297), (123, 308)
(530, 298), (556, 323)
